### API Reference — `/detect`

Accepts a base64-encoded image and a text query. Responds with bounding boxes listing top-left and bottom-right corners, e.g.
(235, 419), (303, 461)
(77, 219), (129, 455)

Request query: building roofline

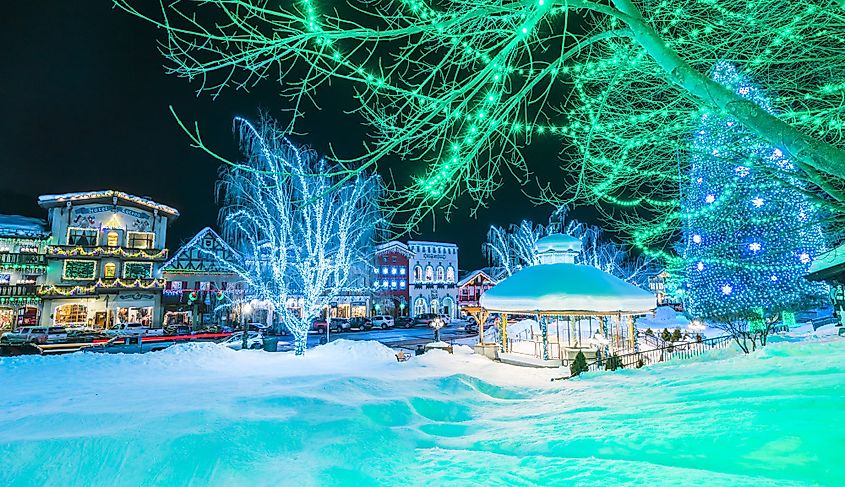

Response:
(407, 240), (458, 247)
(38, 190), (180, 219)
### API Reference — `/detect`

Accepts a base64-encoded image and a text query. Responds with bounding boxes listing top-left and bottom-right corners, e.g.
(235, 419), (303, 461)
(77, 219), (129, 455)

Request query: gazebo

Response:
(477, 234), (656, 367)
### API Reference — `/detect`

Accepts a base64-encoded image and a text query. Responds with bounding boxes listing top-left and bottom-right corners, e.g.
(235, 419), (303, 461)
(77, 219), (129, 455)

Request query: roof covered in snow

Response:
(536, 234), (581, 254)
(0, 214), (49, 239)
(807, 242), (845, 282)
(38, 190), (179, 218)
(457, 269), (497, 288)
(479, 262), (656, 313)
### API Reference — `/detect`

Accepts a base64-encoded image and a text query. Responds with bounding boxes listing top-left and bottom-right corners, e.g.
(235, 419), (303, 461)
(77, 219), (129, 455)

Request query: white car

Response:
(439, 314), (452, 325)
(371, 315), (394, 329)
(104, 322), (165, 337)
(221, 331), (264, 350)
(0, 326), (67, 345)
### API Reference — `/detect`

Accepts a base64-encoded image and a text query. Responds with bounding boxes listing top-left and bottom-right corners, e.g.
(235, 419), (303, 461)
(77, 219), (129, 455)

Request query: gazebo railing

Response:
(586, 335), (734, 372)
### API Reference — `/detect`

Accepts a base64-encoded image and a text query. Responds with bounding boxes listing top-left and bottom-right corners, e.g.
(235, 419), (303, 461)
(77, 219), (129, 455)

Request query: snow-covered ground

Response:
(1, 336), (843, 486)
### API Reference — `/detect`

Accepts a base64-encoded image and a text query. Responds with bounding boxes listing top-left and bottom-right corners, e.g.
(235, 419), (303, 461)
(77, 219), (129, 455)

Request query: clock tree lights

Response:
(682, 63), (828, 323)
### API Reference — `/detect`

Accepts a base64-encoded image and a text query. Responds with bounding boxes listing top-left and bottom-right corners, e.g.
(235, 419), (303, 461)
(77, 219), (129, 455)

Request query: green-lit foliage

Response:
(114, 0), (845, 249)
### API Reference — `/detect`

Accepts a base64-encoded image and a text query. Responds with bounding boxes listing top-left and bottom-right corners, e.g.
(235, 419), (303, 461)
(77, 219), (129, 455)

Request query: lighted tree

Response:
(210, 116), (381, 355)
(682, 62), (829, 348)
(115, 0), (845, 248)
(484, 207), (656, 286)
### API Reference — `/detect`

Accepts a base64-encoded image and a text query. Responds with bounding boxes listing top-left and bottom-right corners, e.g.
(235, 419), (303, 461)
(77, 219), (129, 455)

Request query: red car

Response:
(309, 319), (328, 333)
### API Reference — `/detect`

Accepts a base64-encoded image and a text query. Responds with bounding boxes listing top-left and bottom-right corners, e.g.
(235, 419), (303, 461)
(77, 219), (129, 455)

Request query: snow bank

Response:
(1, 338), (843, 486)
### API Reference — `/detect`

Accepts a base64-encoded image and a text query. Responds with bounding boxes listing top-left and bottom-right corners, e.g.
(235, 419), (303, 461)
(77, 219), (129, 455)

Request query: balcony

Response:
(38, 278), (166, 298)
(0, 284), (39, 298)
(46, 245), (168, 261)
(0, 253), (47, 270)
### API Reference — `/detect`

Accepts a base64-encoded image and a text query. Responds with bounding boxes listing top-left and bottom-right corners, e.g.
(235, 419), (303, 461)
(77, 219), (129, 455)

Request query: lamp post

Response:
(241, 301), (253, 350)
(431, 316), (445, 343)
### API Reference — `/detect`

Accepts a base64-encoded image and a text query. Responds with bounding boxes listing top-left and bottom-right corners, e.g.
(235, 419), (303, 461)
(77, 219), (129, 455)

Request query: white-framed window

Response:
(127, 231), (155, 249)
(430, 298), (440, 314)
(123, 262), (153, 279)
(67, 227), (97, 246)
(103, 262), (117, 278)
(446, 266), (455, 282)
(414, 297), (427, 316)
(63, 260), (97, 280)
(106, 231), (119, 247)
(414, 266), (422, 281)
(436, 266), (445, 281)
(425, 266), (434, 281)
(400, 268), (406, 275)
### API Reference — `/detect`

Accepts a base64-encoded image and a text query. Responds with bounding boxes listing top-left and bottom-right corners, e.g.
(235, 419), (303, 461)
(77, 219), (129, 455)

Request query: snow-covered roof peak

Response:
(0, 214), (50, 239)
(37, 190), (179, 218)
(536, 233), (581, 254)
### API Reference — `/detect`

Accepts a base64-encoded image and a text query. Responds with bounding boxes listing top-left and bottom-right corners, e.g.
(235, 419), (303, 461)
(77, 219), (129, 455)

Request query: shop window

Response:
(103, 262), (117, 278)
(106, 231), (119, 247)
(414, 297), (427, 316)
(127, 231), (155, 249)
(67, 228), (97, 246)
(170, 280), (183, 291)
(55, 304), (88, 326)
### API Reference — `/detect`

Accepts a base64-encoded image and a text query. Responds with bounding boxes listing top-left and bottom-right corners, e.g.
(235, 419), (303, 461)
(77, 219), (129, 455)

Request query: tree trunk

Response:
(293, 332), (307, 356)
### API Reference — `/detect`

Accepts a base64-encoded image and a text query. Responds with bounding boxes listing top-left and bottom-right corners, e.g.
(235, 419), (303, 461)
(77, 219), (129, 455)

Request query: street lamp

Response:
(430, 316), (445, 343)
(241, 301), (253, 350)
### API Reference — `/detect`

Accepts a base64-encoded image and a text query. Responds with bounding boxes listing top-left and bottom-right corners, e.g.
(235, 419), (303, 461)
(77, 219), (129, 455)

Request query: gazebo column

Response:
(500, 314), (508, 352)
(539, 315), (549, 360)
(599, 316), (610, 360)
(569, 316), (578, 348)
(627, 315), (638, 352)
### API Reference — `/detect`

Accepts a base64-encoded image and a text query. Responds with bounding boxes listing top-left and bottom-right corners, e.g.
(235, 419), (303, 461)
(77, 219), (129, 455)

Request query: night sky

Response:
(1, 2), (593, 270)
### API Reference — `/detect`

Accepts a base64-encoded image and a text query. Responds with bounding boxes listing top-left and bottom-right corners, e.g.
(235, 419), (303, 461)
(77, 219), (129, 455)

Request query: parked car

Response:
(413, 313), (441, 327)
(310, 318), (328, 333)
(86, 335), (174, 354)
(1, 326), (68, 345)
(348, 317), (373, 331)
(220, 331), (264, 350)
(464, 321), (479, 334)
(395, 316), (414, 328)
(104, 322), (165, 337)
(329, 317), (350, 333)
(439, 314), (452, 325)
(371, 315), (394, 329)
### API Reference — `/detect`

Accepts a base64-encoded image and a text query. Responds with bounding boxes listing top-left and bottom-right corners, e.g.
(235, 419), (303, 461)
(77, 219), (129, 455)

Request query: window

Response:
(55, 304), (87, 325)
(103, 262), (117, 278)
(170, 280), (183, 291)
(123, 262), (153, 279)
(63, 260), (97, 280)
(67, 228), (97, 246)
(446, 266), (455, 283)
(425, 266), (434, 281)
(400, 268), (406, 276)
(382, 280), (388, 288)
(414, 297), (427, 316)
(436, 266), (444, 281)
(431, 298), (440, 314)
(399, 280), (406, 289)
(106, 231), (119, 247)
(382, 267), (389, 275)
(391, 256), (397, 263)
(391, 267), (397, 275)
(414, 266), (422, 281)
(127, 231), (155, 249)
(390, 280), (398, 288)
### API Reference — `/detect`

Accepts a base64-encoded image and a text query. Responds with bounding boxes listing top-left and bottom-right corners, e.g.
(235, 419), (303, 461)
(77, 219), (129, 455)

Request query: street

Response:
(288, 320), (477, 351)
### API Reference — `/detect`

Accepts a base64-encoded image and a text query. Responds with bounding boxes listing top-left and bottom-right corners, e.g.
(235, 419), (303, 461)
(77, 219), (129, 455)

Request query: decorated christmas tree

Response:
(682, 62), (828, 322)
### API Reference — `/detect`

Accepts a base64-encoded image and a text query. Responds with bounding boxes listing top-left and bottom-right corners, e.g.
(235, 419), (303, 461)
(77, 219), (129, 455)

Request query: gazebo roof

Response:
(536, 234), (581, 254)
(479, 262), (655, 313)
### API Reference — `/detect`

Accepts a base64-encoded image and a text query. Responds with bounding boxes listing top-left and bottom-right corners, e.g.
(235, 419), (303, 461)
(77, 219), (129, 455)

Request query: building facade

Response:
(36, 191), (178, 328)
(408, 240), (459, 318)
(372, 241), (412, 317)
(0, 215), (49, 331)
(160, 227), (244, 329)
(457, 269), (498, 312)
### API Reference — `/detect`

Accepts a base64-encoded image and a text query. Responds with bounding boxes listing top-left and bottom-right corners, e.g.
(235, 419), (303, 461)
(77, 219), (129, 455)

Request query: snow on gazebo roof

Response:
(37, 190), (179, 218)
(807, 242), (845, 281)
(479, 263), (656, 313)
(536, 233), (581, 254)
